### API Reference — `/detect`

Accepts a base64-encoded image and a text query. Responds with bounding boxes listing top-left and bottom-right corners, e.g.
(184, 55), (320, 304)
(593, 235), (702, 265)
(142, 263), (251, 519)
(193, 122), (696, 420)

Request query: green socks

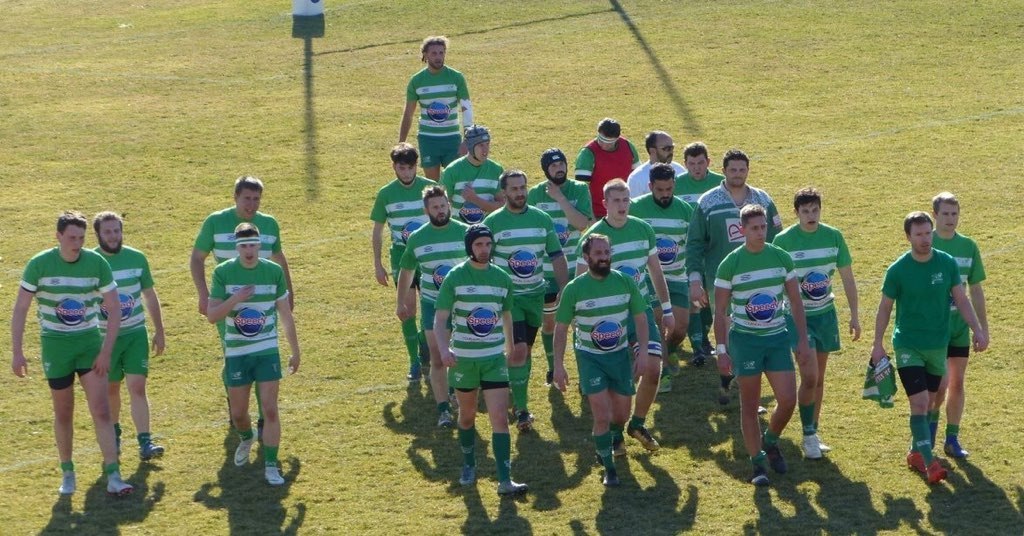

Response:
(264, 446), (279, 468)
(798, 403), (817, 436)
(239, 428), (255, 442)
(509, 361), (531, 412)
(458, 426), (476, 467)
(541, 332), (554, 372)
(610, 423), (624, 445)
(910, 414), (932, 464)
(437, 401), (451, 414)
(751, 451), (767, 468)
(401, 317), (418, 366)
(493, 432), (511, 482)
(103, 462), (120, 475)
(628, 415), (645, 431)
(60, 461), (74, 472)
(595, 432), (615, 472)
(687, 312), (703, 349)
(945, 424), (960, 438)
(763, 429), (780, 448)
(137, 432), (152, 448)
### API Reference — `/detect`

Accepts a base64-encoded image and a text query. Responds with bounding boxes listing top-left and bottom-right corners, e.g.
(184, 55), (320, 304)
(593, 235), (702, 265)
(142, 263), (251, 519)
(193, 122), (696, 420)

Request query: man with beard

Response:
(686, 149), (783, 404)
(871, 211), (987, 484)
(11, 211), (133, 496)
(575, 118), (641, 218)
(484, 170), (569, 432)
(553, 233), (650, 487)
(434, 224), (528, 496)
(397, 185), (468, 427)
(371, 143), (435, 382)
(442, 124), (505, 225)
(629, 164), (694, 390)
(626, 131), (685, 198)
(578, 180), (674, 454)
(93, 212), (166, 461)
(526, 148), (594, 386)
(399, 35), (472, 180)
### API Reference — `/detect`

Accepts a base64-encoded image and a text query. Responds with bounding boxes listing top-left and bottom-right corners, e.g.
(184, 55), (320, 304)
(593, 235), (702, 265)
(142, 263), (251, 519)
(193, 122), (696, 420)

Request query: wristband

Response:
(716, 344), (727, 355)
(661, 304), (673, 315)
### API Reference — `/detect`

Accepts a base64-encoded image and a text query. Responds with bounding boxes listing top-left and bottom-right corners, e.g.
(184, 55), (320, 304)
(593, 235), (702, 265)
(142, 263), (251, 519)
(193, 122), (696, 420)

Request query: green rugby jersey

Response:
(881, 250), (960, 350)
(772, 223), (852, 316)
(435, 260), (514, 360)
(95, 246), (154, 336)
(673, 170), (723, 205)
(194, 207), (283, 263)
(20, 248), (116, 337)
(484, 206), (563, 296)
(556, 270), (646, 354)
(579, 216), (657, 301)
(527, 179), (593, 284)
(441, 157), (504, 224)
(399, 220), (469, 303)
(932, 231), (985, 312)
(406, 65), (470, 138)
(630, 194), (694, 285)
(369, 176), (435, 259)
(685, 183), (782, 285)
(210, 258), (289, 358)
(715, 244), (796, 336)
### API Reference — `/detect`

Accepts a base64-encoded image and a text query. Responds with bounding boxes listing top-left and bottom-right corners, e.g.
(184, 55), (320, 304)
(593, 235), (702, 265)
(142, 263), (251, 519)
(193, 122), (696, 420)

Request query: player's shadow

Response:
(193, 430), (305, 535)
(608, 0), (703, 137)
(925, 458), (1024, 533)
(460, 484), (532, 535)
(381, 381), (461, 485)
(593, 456), (697, 534)
(39, 460), (166, 535)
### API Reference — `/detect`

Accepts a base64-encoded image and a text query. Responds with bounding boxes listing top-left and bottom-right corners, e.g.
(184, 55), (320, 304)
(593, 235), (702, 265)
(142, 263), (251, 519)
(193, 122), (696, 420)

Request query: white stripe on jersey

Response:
(790, 247), (839, 261)
(415, 84), (457, 95)
(225, 338), (280, 358)
(494, 228), (547, 241)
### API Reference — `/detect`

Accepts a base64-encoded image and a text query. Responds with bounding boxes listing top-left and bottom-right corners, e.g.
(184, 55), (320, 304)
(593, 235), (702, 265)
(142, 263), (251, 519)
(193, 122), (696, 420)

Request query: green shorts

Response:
(728, 329), (793, 377)
(948, 310), (970, 347)
(224, 352), (282, 387)
(108, 329), (150, 382)
(420, 299), (454, 332)
(894, 346), (946, 376)
(575, 348), (636, 396)
(786, 310), (840, 353)
(449, 355), (509, 390)
(418, 134), (461, 169)
(668, 280), (690, 309)
(511, 292), (544, 328)
(627, 307), (663, 356)
(390, 256), (420, 290)
(40, 333), (101, 379)
(543, 279), (560, 312)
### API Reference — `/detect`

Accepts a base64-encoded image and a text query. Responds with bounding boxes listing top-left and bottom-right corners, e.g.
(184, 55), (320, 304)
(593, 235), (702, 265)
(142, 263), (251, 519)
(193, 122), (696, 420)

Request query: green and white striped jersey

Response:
(772, 223), (852, 316)
(484, 206), (563, 296)
(399, 220), (469, 303)
(932, 231), (986, 312)
(435, 261), (514, 360)
(193, 207), (282, 263)
(556, 270), (646, 354)
(579, 216), (657, 301)
(20, 248), (116, 338)
(715, 244), (796, 336)
(630, 194), (694, 284)
(441, 157), (504, 224)
(527, 180), (593, 284)
(95, 246), (154, 336)
(673, 170), (723, 205)
(406, 66), (470, 138)
(369, 176), (435, 259)
(210, 258), (289, 358)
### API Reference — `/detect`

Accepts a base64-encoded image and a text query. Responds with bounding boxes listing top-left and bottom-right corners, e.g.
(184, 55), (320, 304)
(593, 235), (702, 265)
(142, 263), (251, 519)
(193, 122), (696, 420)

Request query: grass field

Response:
(2, 0), (1023, 533)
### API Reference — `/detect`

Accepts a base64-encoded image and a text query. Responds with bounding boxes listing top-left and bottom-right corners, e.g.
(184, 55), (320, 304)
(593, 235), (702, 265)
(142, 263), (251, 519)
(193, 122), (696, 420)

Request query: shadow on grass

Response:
(300, 34), (320, 201)
(592, 455), (697, 534)
(382, 381), (462, 486)
(926, 458), (1023, 533)
(192, 430), (305, 535)
(40, 459), (165, 535)
(608, 0), (702, 137)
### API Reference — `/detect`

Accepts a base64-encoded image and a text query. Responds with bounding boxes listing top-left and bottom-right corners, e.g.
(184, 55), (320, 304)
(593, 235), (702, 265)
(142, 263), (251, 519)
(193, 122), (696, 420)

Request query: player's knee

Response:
(261, 406), (280, 423)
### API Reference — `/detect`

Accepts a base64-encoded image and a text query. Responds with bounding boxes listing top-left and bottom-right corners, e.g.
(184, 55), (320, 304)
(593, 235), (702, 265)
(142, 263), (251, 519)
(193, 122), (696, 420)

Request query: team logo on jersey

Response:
(401, 221), (423, 244)
(554, 223), (570, 247)
(800, 271), (831, 301)
(432, 264), (452, 289)
(100, 293), (136, 320)
(591, 320), (625, 351)
(460, 202), (484, 224)
(234, 308), (267, 337)
(466, 307), (498, 337)
(508, 250), (539, 278)
(745, 293), (780, 322)
(726, 217), (743, 242)
(55, 298), (87, 326)
(614, 265), (645, 286)
(426, 101), (451, 123)
(656, 237), (679, 265)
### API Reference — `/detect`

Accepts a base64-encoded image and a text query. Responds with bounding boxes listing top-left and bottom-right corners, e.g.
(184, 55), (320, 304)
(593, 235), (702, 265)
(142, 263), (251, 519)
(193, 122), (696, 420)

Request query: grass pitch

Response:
(1, 0), (1023, 534)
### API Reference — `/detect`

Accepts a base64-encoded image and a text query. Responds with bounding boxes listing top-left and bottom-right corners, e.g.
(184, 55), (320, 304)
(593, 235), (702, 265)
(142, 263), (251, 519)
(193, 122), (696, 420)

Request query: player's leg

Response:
(628, 308), (662, 451)
(395, 266), (422, 382)
(418, 134), (444, 181)
(897, 347), (947, 483)
(422, 299), (453, 427)
(662, 282), (691, 380)
(256, 377), (284, 485)
(481, 355), (525, 495)
(736, 372), (769, 484)
(812, 351), (831, 452)
(788, 315), (820, 458)
(80, 361), (134, 495)
(943, 350), (970, 457)
(120, 330), (162, 459)
(541, 287), (559, 386)
(107, 335), (127, 453)
(452, 357), (482, 485)
(762, 331), (797, 471)
(42, 337), (79, 493)
(508, 297), (540, 431)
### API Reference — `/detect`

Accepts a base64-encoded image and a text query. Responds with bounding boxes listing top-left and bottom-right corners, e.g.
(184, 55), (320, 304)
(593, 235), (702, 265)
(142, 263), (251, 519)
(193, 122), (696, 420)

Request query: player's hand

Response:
(440, 347), (456, 368)
(633, 351), (649, 381)
(553, 365), (569, 393)
(661, 313), (675, 335)
(151, 330), (166, 357)
(973, 330), (989, 352)
(796, 341), (814, 368)
(461, 183), (478, 204)
(288, 353), (301, 374)
(716, 351), (732, 376)
(870, 343), (887, 366)
(375, 265), (389, 286)
(396, 303), (413, 321)
(690, 282), (708, 308)
(545, 182), (566, 201)
(92, 352), (111, 377)
(11, 353), (28, 378)
(198, 294), (209, 316)
(234, 285), (256, 302)
(849, 316), (862, 342)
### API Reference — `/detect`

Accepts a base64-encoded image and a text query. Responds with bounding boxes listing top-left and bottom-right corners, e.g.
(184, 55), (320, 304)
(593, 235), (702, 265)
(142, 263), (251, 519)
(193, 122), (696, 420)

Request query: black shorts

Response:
(947, 345), (969, 358)
(513, 321), (540, 346)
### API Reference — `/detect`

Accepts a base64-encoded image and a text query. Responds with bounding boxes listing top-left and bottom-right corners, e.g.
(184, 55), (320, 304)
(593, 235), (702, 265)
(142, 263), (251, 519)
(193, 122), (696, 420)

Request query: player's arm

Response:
(574, 147), (594, 182)
(646, 255), (675, 333)
(713, 285), (732, 376)
(396, 268), (416, 320)
(784, 276), (814, 365)
(502, 310), (515, 361)
(277, 295), (301, 373)
(461, 186), (504, 213)
(552, 321), (571, 392)
(10, 287), (34, 377)
(207, 285), (255, 324)
(190, 248), (212, 315)
(837, 266), (861, 341)
(952, 284), (988, 352)
(685, 207), (709, 306)
(270, 252), (296, 311)
(870, 294), (894, 365)
(969, 282), (988, 335)
(371, 222), (389, 286)
(93, 288), (121, 377)
(631, 310), (650, 380)
(548, 184), (593, 232)
(433, 308), (454, 367)
(141, 287), (166, 356)
(399, 100), (417, 142)
(552, 255), (570, 294)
